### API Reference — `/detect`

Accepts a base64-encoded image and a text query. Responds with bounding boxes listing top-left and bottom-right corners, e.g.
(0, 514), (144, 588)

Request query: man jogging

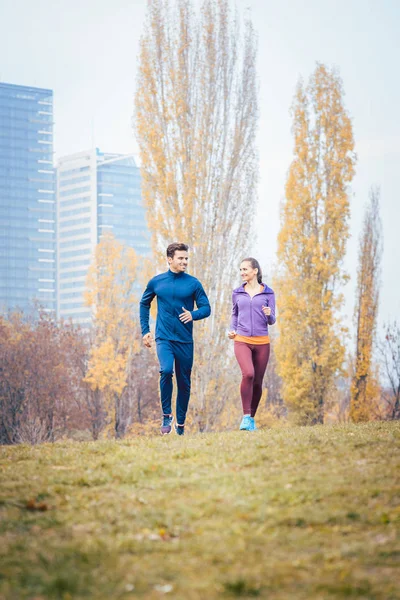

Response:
(140, 243), (211, 436)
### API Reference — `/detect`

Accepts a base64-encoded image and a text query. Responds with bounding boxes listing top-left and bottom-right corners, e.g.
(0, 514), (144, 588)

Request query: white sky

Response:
(1, 0), (399, 338)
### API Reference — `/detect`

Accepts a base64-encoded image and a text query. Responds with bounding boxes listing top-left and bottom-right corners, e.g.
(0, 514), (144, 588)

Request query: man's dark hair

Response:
(166, 242), (189, 259)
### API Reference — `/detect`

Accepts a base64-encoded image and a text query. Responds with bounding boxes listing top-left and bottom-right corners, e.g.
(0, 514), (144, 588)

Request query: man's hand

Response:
(179, 307), (193, 324)
(143, 332), (153, 348)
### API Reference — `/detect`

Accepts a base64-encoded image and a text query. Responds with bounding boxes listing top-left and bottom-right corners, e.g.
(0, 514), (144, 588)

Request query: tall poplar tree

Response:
(350, 187), (383, 422)
(135, 0), (258, 430)
(275, 63), (356, 424)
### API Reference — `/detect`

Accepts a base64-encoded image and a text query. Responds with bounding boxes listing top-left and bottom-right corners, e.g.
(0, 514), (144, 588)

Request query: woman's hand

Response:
(227, 330), (236, 339)
(262, 305), (271, 317)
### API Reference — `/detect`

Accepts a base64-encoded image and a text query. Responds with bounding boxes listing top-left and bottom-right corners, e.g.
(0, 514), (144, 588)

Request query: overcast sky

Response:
(1, 0), (399, 337)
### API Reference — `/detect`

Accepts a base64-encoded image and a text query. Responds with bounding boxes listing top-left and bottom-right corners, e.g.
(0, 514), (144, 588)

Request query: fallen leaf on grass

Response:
(158, 528), (179, 541)
(131, 494), (148, 505)
(134, 528), (178, 542)
(26, 499), (49, 511)
(51, 465), (74, 470)
(154, 584), (173, 593)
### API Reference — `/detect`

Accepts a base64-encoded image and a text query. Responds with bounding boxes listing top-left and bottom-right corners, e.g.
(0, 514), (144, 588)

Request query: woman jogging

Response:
(228, 258), (276, 431)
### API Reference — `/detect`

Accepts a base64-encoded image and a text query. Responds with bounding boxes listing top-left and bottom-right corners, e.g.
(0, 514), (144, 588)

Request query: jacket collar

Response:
(168, 269), (185, 278)
(233, 283), (273, 294)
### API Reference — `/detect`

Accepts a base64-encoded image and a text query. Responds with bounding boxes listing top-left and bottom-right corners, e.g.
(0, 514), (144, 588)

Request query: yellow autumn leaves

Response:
(84, 234), (141, 435)
(275, 64), (357, 425)
(350, 188), (383, 422)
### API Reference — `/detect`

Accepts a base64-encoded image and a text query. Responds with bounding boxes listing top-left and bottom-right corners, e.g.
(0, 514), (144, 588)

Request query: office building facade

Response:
(57, 148), (149, 325)
(0, 82), (56, 314)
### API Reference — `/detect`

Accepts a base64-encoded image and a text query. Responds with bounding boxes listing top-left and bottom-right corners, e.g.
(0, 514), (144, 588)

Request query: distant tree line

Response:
(0, 305), (159, 445)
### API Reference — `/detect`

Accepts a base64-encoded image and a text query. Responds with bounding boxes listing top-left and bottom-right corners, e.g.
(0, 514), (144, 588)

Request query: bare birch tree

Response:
(135, 0), (258, 430)
(379, 321), (400, 420)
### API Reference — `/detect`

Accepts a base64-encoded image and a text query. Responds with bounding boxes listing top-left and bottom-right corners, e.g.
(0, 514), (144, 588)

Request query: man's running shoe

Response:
(175, 424), (185, 436)
(161, 414), (173, 435)
(239, 415), (253, 431)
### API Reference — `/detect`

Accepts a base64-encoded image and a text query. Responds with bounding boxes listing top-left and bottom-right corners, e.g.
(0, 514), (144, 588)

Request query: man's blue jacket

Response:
(139, 270), (211, 343)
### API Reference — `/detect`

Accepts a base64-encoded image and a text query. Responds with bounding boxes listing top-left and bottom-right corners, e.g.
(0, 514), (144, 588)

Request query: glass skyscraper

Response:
(57, 148), (149, 325)
(0, 82), (56, 314)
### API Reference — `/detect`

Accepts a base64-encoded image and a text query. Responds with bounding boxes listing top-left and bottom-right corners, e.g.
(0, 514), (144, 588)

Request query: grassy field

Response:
(0, 422), (399, 600)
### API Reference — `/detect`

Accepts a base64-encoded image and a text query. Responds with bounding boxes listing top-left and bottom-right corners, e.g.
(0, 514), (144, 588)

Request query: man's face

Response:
(168, 251), (189, 273)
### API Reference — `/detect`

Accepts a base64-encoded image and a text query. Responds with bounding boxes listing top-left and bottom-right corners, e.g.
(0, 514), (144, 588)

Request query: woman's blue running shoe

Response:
(240, 416), (258, 431)
(239, 415), (253, 431)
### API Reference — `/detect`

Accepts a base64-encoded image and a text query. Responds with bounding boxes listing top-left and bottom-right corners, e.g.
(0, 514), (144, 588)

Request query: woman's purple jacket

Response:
(230, 283), (276, 337)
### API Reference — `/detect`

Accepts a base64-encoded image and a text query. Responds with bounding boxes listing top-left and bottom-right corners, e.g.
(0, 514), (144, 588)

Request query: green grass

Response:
(0, 422), (399, 599)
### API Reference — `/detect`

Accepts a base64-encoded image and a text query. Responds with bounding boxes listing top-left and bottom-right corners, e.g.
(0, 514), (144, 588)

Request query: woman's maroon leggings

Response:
(234, 341), (270, 417)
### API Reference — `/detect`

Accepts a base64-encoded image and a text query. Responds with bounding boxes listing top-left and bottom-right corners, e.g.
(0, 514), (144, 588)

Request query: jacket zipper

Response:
(249, 290), (268, 336)
(250, 296), (253, 336)
(173, 276), (176, 337)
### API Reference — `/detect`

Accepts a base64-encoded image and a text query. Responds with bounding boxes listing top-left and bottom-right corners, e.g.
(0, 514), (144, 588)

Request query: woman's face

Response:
(240, 261), (258, 283)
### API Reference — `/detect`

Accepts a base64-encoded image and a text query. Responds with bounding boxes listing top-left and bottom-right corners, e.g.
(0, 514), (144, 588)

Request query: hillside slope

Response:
(0, 422), (399, 599)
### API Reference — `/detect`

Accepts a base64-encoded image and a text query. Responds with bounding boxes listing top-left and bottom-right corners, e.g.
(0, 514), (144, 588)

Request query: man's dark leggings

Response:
(156, 340), (194, 425)
(234, 341), (270, 417)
